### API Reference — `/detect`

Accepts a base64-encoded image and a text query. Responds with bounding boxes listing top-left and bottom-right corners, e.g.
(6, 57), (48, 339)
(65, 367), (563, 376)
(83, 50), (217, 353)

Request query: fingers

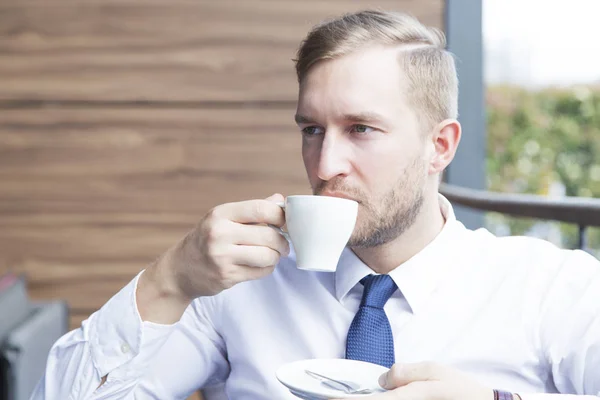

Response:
(386, 382), (438, 400)
(332, 381), (439, 400)
(215, 263), (277, 290)
(265, 193), (285, 203)
(230, 245), (283, 268)
(330, 388), (409, 400)
(231, 223), (290, 255)
(216, 195), (286, 226)
(379, 362), (450, 390)
(237, 264), (276, 281)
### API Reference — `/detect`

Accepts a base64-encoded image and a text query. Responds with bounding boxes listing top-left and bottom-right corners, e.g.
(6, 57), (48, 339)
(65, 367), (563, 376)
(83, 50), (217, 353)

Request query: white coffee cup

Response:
(272, 195), (358, 272)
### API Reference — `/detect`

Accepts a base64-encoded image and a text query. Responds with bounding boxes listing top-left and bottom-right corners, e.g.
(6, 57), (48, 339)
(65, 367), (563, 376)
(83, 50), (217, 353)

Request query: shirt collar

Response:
(334, 194), (466, 314)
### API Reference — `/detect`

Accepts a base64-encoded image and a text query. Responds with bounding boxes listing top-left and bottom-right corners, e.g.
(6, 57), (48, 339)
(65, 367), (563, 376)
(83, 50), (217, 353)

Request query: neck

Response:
(351, 193), (446, 274)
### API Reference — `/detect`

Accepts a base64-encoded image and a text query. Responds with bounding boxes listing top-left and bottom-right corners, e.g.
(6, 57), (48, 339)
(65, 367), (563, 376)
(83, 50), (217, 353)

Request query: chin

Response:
(347, 236), (376, 249)
(347, 226), (370, 248)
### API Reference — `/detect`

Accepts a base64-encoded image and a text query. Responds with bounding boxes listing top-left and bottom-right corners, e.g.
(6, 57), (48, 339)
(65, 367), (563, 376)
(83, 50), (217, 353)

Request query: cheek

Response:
(353, 146), (400, 189)
(302, 141), (320, 179)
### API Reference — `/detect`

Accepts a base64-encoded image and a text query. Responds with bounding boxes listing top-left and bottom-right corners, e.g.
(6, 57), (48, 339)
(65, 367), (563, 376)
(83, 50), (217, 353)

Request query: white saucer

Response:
(288, 389), (327, 400)
(276, 359), (388, 399)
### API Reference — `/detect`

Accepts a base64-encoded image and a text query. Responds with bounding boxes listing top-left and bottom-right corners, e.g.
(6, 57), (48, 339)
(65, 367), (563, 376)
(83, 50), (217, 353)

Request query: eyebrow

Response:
(294, 112), (387, 125)
(342, 112), (386, 124)
(294, 114), (314, 125)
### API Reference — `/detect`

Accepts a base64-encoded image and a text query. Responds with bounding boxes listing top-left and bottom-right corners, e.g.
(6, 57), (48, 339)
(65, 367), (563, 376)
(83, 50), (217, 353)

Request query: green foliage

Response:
(485, 85), (600, 252)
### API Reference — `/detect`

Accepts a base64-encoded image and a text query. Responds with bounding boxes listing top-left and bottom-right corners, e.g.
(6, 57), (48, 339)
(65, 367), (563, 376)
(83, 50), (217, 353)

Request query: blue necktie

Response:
(345, 274), (397, 368)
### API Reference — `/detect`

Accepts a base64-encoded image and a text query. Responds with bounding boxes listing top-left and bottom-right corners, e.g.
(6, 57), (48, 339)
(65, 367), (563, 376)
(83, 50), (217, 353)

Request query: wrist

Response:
(137, 250), (193, 324)
(151, 247), (193, 302)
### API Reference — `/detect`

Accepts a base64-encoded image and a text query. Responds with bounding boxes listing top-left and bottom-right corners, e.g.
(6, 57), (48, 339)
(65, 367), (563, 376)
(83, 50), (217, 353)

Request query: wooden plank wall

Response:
(0, 1), (443, 397)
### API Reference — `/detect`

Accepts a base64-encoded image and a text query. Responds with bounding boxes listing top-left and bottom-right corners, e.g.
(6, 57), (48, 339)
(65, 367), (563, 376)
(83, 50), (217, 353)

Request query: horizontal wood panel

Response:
(0, 107), (308, 215)
(3, 223), (193, 327)
(0, 0), (444, 102)
(31, 276), (132, 312)
(0, 107), (308, 331)
(0, 225), (183, 265)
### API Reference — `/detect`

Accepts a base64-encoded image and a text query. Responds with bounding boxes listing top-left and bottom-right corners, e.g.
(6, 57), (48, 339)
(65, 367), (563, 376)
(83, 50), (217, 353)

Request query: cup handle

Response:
(268, 202), (290, 241)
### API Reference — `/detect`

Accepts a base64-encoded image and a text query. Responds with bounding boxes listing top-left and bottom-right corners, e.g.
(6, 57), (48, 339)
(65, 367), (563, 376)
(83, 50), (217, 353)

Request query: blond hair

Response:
(295, 10), (458, 130)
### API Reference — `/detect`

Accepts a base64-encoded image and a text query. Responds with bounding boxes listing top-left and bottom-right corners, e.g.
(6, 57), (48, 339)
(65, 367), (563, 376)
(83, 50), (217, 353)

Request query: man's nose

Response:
(316, 132), (351, 182)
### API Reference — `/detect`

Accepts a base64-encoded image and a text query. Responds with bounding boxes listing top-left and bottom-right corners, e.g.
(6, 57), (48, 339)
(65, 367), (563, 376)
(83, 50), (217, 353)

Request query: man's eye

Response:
(351, 124), (374, 135)
(301, 126), (324, 136)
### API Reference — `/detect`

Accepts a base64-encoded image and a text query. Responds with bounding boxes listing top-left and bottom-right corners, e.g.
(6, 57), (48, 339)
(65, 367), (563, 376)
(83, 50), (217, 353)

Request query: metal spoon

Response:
(304, 369), (375, 395)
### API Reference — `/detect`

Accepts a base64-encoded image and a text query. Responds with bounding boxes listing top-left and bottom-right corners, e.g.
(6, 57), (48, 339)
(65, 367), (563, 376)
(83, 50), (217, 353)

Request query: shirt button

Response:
(120, 343), (131, 354)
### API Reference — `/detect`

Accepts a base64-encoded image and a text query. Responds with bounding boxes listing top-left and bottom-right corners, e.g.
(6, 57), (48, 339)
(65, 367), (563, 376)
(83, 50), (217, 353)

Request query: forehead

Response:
(297, 46), (410, 118)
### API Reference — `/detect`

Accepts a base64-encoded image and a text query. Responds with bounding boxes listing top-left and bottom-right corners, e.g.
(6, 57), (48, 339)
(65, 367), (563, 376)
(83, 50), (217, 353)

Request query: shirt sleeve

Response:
(519, 250), (600, 400)
(31, 270), (230, 399)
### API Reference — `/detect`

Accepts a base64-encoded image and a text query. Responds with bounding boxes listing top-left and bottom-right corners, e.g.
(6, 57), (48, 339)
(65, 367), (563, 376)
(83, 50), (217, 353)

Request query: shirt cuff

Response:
(87, 270), (176, 379)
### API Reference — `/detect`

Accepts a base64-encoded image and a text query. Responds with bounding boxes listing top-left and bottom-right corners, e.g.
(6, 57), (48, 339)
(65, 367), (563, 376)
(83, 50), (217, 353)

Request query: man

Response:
(33, 10), (600, 400)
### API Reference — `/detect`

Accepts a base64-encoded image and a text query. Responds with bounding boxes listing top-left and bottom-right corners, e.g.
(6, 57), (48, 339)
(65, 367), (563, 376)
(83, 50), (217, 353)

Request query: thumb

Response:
(379, 362), (448, 390)
(265, 193), (285, 203)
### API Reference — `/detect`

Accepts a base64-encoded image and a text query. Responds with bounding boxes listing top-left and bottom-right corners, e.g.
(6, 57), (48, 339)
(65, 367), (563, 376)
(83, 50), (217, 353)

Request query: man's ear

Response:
(428, 119), (461, 175)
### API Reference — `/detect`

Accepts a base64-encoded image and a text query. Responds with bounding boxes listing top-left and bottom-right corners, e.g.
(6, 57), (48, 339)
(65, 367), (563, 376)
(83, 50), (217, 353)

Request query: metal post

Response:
(578, 224), (588, 250)
(445, 0), (486, 229)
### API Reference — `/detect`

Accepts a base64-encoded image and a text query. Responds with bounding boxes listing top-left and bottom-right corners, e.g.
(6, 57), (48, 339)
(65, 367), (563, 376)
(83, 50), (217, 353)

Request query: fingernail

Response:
(378, 372), (388, 388)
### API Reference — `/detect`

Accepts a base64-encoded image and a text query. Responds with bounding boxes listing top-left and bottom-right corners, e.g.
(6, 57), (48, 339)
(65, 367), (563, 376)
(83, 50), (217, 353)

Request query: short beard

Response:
(348, 185), (424, 248)
(312, 158), (427, 249)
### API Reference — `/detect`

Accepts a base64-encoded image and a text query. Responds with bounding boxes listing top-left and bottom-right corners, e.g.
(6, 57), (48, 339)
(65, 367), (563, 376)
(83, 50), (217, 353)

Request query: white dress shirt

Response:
(32, 196), (600, 400)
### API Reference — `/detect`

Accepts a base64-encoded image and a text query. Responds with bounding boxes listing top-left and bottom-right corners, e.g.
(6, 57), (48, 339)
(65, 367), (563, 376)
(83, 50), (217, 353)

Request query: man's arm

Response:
(31, 194), (289, 399)
(32, 271), (231, 399)
(135, 193), (289, 325)
(30, 271), (180, 399)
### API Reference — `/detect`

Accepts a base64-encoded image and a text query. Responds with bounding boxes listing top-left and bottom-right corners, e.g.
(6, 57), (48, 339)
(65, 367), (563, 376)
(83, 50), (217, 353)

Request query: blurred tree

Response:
(486, 85), (600, 253)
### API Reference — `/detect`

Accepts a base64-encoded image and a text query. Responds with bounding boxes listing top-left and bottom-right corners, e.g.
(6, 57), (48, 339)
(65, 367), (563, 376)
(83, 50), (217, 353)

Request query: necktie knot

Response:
(360, 274), (397, 309)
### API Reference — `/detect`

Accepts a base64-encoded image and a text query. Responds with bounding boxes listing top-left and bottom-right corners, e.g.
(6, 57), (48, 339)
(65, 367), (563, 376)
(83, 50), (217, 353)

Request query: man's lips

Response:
(319, 191), (359, 202)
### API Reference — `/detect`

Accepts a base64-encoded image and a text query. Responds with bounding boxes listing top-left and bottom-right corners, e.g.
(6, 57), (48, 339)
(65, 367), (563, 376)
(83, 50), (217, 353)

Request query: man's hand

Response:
(169, 192), (289, 298)
(137, 193), (289, 323)
(336, 362), (494, 400)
